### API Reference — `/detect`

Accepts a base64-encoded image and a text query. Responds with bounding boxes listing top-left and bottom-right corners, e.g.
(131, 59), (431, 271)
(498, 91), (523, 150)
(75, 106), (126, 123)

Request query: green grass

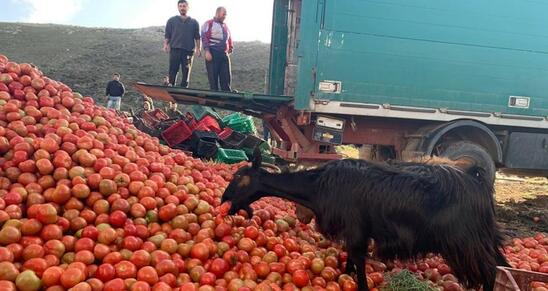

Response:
(381, 270), (437, 291)
(0, 22), (270, 112)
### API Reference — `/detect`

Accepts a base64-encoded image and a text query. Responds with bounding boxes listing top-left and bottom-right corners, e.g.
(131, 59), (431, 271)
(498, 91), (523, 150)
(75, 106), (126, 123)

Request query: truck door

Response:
(268, 0), (303, 97)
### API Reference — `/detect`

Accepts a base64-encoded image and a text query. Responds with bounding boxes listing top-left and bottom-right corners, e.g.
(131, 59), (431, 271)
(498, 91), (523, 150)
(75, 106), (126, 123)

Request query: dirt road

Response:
(495, 175), (547, 237)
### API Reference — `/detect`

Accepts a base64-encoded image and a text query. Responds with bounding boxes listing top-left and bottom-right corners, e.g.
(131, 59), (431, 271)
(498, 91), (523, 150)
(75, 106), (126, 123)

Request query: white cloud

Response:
(19, 0), (85, 24)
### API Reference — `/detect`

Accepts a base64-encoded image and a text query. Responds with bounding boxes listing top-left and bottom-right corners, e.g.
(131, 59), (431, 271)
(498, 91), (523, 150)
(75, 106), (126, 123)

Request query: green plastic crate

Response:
(259, 142), (271, 154)
(216, 148), (248, 164)
(221, 112), (243, 125)
(243, 147), (276, 165)
(243, 142), (271, 157)
(261, 154), (276, 165)
(222, 113), (257, 134)
(187, 105), (222, 121)
(230, 120), (257, 134)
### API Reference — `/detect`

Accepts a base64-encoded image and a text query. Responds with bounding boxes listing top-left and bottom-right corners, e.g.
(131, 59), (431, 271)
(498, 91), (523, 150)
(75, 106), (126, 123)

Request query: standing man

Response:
(105, 73), (125, 110)
(164, 0), (201, 88)
(202, 7), (233, 92)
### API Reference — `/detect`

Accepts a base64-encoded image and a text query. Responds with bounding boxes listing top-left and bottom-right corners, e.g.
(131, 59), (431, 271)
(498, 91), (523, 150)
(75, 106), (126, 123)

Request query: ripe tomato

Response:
(115, 261), (137, 279)
(137, 266), (159, 285)
(95, 264), (116, 282)
(103, 278), (125, 291)
(60, 267), (85, 288)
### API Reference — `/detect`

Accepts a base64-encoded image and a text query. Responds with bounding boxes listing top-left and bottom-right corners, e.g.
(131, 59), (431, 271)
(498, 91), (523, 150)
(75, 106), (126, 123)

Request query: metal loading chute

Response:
(134, 83), (293, 118)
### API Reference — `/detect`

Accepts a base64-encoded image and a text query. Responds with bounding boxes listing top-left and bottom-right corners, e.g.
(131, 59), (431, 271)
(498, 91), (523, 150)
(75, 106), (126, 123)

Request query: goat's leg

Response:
(495, 249), (510, 267)
(348, 249), (368, 291)
(483, 249), (510, 291)
(345, 257), (356, 275)
(482, 267), (496, 291)
(356, 257), (368, 291)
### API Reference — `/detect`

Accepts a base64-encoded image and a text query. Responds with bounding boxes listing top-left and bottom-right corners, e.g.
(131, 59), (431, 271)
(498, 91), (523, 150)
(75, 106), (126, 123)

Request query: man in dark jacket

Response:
(164, 0), (201, 88)
(105, 73), (125, 110)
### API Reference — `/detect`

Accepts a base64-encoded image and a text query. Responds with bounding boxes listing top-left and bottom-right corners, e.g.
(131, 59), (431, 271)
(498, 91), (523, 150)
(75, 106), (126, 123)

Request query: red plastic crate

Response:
(198, 115), (222, 133)
(161, 121), (193, 147)
(218, 127), (234, 140)
(192, 123), (211, 132)
(143, 109), (169, 127)
(149, 109), (169, 120)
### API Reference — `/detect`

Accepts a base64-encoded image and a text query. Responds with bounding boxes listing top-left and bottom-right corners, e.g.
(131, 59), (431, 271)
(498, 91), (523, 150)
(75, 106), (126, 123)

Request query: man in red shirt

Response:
(201, 7), (233, 92)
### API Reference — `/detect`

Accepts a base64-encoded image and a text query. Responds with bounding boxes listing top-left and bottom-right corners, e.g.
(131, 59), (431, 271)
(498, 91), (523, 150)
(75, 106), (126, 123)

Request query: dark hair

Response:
(178, 0), (188, 5)
(113, 73), (120, 77)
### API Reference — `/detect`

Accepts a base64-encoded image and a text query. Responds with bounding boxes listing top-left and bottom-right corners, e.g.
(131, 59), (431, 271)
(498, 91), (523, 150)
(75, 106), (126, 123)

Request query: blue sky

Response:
(0, 0), (275, 42)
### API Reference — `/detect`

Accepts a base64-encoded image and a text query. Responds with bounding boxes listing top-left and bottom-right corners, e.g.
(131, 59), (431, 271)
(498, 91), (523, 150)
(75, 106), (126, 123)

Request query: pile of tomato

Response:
(0, 54), (546, 291)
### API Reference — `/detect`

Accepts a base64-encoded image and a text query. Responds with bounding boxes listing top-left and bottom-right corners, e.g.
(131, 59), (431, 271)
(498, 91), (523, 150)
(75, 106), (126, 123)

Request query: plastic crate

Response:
(216, 148), (248, 164)
(261, 154), (276, 165)
(187, 105), (222, 121)
(221, 112), (243, 125)
(161, 121), (193, 147)
(158, 118), (179, 131)
(198, 115), (222, 133)
(148, 109), (169, 121)
(219, 131), (247, 149)
(189, 130), (218, 149)
(142, 109), (169, 126)
(242, 147), (276, 165)
(229, 120), (257, 134)
(191, 122), (210, 132)
(191, 130), (218, 141)
(494, 267), (548, 291)
(133, 117), (160, 137)
(242, 135), (265, 150)
(259, 141), (272, 154)
(218, 127), (234, 140)
(194, 139), (219, 159)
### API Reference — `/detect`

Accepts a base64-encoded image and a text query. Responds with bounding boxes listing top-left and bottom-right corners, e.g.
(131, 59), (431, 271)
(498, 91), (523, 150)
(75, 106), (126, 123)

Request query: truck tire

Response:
(440, 141), (496, 185)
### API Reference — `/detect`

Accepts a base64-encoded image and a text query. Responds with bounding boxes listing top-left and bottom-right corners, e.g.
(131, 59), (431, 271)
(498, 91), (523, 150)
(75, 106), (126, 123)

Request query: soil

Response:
(494, 174), (548, 238)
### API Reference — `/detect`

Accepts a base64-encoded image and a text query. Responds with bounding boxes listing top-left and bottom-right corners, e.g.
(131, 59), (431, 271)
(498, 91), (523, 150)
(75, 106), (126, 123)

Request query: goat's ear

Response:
(252, 148), (262, 169)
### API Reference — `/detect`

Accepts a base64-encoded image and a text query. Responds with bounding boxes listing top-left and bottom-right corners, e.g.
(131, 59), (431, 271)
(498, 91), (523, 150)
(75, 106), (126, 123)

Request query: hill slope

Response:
(0, 22), (270, 110)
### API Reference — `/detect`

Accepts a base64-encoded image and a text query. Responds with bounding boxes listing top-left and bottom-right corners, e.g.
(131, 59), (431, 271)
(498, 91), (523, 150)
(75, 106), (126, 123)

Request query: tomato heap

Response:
(0, 55), (354, 291)
(0, 54), (546, 291)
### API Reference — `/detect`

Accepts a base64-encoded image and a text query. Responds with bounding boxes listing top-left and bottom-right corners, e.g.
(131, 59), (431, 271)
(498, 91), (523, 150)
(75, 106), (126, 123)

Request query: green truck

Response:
(137, 0), (548, 180)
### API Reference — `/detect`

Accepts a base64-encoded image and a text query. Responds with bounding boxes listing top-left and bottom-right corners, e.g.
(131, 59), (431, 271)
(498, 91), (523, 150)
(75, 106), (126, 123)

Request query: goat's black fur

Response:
(222, 154), (509, 291)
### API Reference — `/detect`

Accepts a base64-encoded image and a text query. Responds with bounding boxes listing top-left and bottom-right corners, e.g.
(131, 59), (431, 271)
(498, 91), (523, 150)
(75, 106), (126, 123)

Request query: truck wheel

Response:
(440, 141), (496, 184)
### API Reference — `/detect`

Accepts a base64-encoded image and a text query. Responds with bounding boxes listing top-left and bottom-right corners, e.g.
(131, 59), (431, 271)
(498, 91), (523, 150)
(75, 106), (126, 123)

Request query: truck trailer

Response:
(137, 0), (548, 181)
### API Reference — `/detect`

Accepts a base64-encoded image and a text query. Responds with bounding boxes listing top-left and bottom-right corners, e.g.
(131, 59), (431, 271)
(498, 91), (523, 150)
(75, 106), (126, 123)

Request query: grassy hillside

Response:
(0, 22), (270, 111)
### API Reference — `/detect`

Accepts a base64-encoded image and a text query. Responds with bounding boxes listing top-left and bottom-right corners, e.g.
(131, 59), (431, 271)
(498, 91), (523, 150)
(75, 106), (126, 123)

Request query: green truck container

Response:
(270, 0), (548, 120)
(137, 0), (548, 179)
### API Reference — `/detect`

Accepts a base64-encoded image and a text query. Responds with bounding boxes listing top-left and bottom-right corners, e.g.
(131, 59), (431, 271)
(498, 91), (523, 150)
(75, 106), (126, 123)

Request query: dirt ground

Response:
(494, 174), (548, 237)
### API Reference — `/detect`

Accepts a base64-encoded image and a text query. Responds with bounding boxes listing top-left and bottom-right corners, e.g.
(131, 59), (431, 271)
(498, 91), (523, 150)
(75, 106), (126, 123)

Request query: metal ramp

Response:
(134, 83), (293, 117)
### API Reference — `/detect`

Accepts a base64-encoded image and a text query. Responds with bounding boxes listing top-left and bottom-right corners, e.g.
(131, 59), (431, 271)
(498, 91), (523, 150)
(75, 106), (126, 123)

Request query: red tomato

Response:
(95, 264), (116, 282)
(115, 261), (137, 279)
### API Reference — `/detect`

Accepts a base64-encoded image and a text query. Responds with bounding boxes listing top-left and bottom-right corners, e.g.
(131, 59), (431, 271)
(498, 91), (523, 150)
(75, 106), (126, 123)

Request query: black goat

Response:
(221, 153), (509, 291)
